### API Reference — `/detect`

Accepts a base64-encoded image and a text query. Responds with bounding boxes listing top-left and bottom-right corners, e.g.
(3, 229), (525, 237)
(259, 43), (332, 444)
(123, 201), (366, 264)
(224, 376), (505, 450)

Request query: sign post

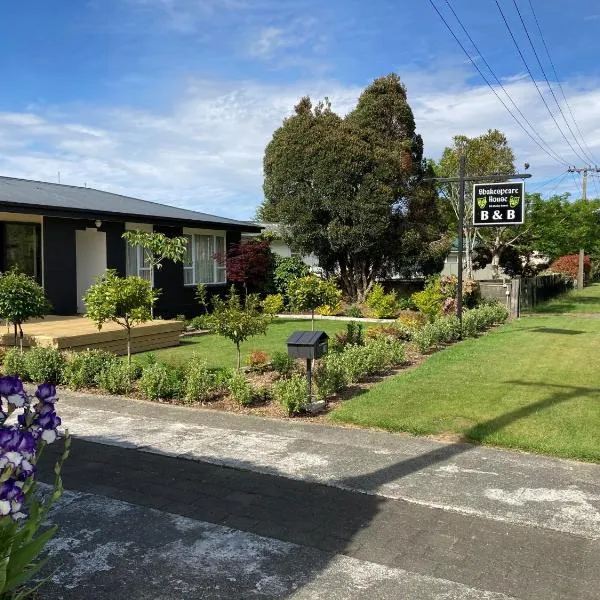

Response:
(473, 182), (524, 227)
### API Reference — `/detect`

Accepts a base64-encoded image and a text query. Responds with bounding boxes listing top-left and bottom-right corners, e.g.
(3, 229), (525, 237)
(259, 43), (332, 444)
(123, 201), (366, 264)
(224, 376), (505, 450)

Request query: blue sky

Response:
(1, 0), (600, 218)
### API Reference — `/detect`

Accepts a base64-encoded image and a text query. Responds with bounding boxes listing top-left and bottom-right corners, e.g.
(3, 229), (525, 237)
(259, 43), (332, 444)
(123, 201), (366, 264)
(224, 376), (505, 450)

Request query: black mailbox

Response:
(287, 331), (329, 360)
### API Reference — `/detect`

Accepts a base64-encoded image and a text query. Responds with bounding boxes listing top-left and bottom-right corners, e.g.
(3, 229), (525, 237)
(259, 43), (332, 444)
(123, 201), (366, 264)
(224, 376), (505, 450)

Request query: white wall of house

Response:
(441, 251), (505, 280)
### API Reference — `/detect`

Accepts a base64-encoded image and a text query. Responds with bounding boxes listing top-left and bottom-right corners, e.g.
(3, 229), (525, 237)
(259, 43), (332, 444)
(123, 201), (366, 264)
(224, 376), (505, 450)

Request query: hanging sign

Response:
(473, 182), (524, 226)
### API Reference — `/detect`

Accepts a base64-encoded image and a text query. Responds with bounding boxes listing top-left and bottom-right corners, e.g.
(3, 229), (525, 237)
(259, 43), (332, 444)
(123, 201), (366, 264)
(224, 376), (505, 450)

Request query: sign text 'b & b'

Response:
(473, 182), (524, 227)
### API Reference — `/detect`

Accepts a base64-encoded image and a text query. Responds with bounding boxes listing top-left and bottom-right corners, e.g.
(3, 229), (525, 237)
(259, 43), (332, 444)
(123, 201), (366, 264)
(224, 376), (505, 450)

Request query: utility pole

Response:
(568, 166), (600, 201)
(568, 166), (599, 289)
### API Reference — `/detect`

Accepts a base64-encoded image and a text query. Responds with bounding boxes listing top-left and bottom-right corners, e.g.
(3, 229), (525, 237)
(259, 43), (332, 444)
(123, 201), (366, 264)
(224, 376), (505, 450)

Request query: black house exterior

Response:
(0, 176), (262, 318)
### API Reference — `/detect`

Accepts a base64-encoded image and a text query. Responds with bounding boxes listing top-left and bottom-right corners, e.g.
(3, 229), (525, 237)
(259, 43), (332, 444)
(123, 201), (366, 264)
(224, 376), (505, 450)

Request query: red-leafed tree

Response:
(220, 240), (274, 295)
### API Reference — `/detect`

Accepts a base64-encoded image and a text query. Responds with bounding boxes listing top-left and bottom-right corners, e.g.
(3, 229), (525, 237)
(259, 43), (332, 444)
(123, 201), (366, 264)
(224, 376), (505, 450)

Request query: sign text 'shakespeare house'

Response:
(473, 182), (524, 226)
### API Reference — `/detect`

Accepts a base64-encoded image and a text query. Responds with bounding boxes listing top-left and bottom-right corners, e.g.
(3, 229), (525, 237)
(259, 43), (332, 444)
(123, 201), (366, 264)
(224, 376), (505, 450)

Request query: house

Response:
(242, 222), (320, 271)
(441, 238), (506, 280)
(0, 176), (261, 318)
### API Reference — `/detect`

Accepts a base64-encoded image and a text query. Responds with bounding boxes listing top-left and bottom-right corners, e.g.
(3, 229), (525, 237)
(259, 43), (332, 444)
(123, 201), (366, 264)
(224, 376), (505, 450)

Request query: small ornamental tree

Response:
(287, 276), (341, 330)
(206, 286), (270, 369)
(222, 240), (273, 295)
(122, 230), (188, 272)
(549, 254), (591, 281)
(0, 270), (50, 348)
(84, 270), (158, 363)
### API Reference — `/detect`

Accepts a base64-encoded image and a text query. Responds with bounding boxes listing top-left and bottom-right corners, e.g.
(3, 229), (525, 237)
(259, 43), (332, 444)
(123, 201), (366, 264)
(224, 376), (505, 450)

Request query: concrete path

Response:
(34, 391), (600, 599)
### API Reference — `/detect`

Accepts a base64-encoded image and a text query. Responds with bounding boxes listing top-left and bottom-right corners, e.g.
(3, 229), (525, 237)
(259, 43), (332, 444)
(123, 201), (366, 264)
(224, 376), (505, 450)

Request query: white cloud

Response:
(1, 73), (600, 220)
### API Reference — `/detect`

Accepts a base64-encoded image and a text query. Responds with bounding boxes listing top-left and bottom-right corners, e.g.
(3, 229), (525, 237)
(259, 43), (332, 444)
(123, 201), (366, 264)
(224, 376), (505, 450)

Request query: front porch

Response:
(0, 315), (184, 355)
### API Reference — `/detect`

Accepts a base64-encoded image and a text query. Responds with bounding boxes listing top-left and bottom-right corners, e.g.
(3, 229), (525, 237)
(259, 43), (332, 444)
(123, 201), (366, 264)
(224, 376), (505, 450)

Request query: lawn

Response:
(143, 318), (367, 368)
(330, 288), (600, 462)
(533, 283), (600, 313)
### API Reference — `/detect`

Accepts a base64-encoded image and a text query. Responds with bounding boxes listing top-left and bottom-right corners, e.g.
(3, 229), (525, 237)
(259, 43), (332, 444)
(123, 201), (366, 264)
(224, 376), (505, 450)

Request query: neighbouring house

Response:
(0, 176), (261, 318)
(441, 238), (506, 280)
(242, 222), (320, 271)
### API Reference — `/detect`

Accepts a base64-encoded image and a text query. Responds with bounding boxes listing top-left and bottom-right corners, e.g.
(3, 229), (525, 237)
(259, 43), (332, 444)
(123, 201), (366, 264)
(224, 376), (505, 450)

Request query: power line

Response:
(570, 170), (582, 196)
(443, 0), (569, 167)
(427, 0), (569, 168)
(495, 0), (589, 164)
(526, 0), (599, 165)
(511, 0), (595, 165)
(545, 171), (570, 196)
(528, 171), (569, 192)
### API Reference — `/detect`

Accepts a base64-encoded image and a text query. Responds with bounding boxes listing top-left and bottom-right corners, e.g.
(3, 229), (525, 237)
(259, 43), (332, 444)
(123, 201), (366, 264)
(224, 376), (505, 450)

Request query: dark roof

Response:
(287, 331), (328, 345)
(0, 176), (261, 231)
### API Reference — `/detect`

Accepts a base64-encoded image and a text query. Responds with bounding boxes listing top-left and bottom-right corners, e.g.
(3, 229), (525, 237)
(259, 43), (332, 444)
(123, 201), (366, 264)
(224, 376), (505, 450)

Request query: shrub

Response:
(262, 293), (285, 315)
(3, 348), (27, 379)
(397, 296), (416, 310)
(366, 323), (412, 342)
(331, 322), (364, 352)
(345, 304), (363, 318)
(460, 311), (479, 338)
(96, 359), (137, 395)
(139, 361), (182, 400)
(271, 351), (297, 378)
(314, 356), (349, 399)
(411, 278), (444, 322)
(183, 357), (215, 404)
(412, 324), (438, 353)
(189, 314), (211, 331)
(365, 283), (399, 319)
(549, 254), (591, 280)
(227, 371), (256, 406)
(397, 310), (428, 330)
(274, 373), (308, 416)
(23, 347), (65, 385)
(246, 350), (270, 371)
(272, 255), (310, 297)
(366, 338), (405, 367)
(435, 316), (462, 344)
(213, 367), (235, 389)
(63, 349), (117, 390)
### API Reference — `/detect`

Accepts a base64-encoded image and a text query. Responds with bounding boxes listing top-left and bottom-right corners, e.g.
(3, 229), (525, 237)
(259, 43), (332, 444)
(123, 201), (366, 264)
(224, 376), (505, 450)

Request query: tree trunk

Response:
(126, 327), (132, 364)
(236, 343), (241, 370)
(13, 323), (17, 349)
(311, 310), (314, 331)
(491, 251), (501, 280)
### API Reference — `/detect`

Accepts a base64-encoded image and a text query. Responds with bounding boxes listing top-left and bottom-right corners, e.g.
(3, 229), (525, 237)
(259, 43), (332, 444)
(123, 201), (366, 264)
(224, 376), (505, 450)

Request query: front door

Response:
(75, 228), (107, 314)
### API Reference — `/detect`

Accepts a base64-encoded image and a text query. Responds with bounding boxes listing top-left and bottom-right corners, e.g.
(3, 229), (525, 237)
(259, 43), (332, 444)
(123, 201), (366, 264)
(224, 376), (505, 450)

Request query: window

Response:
(183, 233), (226, 285)
(126, 243), (153, 283)
(2, 223), (41, 282)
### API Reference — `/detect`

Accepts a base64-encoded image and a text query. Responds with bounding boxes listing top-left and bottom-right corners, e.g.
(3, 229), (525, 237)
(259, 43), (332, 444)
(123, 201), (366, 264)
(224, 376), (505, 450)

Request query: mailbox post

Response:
(286, 331), (329, 405)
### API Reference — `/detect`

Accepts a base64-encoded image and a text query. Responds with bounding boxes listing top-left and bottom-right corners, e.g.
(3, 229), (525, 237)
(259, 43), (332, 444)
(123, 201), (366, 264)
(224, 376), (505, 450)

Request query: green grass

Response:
(330, 300), (600, 462)
(142, 318), (369, 369)
(534, 282), (600, 313)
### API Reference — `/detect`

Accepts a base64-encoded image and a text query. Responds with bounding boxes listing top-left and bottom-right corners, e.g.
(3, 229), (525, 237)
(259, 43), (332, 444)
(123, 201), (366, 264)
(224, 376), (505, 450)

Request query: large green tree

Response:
(437, 129), (521, 279)
(262, 74), (450, 302)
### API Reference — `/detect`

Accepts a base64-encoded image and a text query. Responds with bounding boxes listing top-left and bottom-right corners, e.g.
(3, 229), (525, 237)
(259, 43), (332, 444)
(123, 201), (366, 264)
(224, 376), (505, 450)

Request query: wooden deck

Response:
(0, 316), (184, 356)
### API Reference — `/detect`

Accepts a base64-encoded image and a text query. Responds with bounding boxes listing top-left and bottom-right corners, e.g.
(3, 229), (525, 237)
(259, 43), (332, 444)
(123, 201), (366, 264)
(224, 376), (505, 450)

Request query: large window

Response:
(126, 243), (153, 283)
(1, 222), (41, 282)
(183, 233), (226, 285)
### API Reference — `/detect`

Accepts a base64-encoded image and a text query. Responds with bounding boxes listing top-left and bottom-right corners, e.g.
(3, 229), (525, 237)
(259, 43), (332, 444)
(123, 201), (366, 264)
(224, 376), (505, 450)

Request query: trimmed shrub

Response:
(331, 322), (364, 353)
(96, 359), (137, 395)
(271, 351), (297, 378)
(24, 347), (65, 384)
(3, 348), (27, 379)
(183, 357), (215, 404)
(189, 315), (211, 331)
(314, 354), (349, 399)
(412, 324), (438, 353)
(63, 349), (117, 390)
(366, 283), (399, 318)
(227, 372), (256, 406)
(345, 304), (363, 318)
(246, 350), (270, 371)
(367, 323), (412, 342)
(139, 362), (182, 400)
(262, 293), (285, 315)
(397, 311), (428, 330)
(274, 374), (308, 416)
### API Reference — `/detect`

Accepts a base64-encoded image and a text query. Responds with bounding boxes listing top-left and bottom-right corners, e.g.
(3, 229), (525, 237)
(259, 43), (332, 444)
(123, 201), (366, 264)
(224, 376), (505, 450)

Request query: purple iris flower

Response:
(37, 411), (61, 432)
(35, 384), (56, 402)
(0, 480), (25, 517)
(0, 377), (23, 398)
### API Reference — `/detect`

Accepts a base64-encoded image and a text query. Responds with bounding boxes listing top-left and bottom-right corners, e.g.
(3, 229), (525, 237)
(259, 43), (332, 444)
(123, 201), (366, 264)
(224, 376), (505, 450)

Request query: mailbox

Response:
(286, 331), (329, 360)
